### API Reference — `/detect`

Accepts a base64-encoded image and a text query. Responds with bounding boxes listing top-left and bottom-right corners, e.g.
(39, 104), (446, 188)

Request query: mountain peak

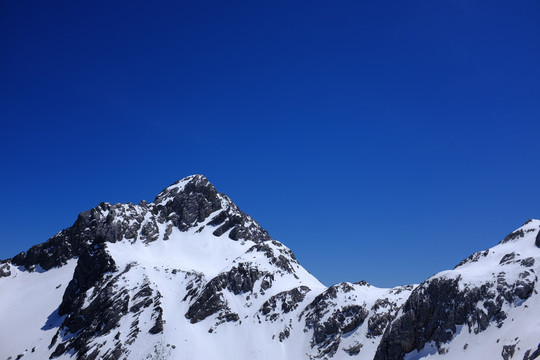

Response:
(7, 175), (271, 272)
(2, 178), (540, 360)
(500, 218), (540, 245)
(151, 175), (270, 242)
(154, 174), (214, 205)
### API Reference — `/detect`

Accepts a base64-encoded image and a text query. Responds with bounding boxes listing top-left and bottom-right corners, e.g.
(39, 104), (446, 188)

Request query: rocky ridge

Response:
(374, 219), (540, 360)
(1, 175), (540, 360)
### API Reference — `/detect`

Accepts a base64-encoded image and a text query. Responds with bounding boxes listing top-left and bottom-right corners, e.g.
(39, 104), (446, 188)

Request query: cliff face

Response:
(375, 220), (540, 360)
(1, 175), (539, 360)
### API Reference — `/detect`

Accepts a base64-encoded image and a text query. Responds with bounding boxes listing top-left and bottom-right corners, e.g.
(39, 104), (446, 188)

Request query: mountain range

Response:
(1, 175), (539, 360)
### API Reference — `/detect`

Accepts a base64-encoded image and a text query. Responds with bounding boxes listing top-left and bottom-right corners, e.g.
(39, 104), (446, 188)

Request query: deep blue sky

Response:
(1, 1), (539, 287)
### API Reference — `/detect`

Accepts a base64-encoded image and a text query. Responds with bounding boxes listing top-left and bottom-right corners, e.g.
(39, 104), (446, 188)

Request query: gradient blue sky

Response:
(1, 0), (539, 287)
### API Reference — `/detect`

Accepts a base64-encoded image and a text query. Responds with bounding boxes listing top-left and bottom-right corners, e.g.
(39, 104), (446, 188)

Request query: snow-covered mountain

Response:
(375, 220), (540, 360)
(0, 175), (539, 360)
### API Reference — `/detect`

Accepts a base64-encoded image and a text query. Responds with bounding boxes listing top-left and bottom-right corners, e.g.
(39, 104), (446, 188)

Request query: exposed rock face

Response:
(375, 220), (540, 360)
(303, 284), (369, 345)
(0, 262), (11, 277)
(184, 262), (274, 324)
(375, 278), (466, 360)
(454, 249), (489, 269)
(367, 287), (414, 339)
(260, 286), (311, 321)
(375, 275), (535, 360)
(247, 241), (299, 273)
(10, 175), (271, 273)
(2, 175), (279, 359)
(523, 343), (540, 360)
(153, 176), (223, 232)
(153, 175), (271, 243)
(501, 344), (516, 360)
(1, 177), (540, 360)
(51, 272), (130, 358)
(299, 282), (413, 359)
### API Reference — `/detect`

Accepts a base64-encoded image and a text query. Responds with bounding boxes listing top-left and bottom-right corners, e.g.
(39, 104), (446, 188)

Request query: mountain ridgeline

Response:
(1, 175), (539, 360)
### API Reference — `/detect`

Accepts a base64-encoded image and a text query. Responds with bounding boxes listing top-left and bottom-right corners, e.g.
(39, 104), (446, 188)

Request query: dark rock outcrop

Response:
(6, 175), (271, 273)
(0, 262), (11, 277)
(2, 175), (278, 359)
(501, 344), (516, 360)
(51, 270), (130, 359)
(454, 249), (489, 269)
(367, 298), (402, 338)
(185, 263), (274, 323)
(301, 284), (369, 358)
(247, 241), (299, 273)
(523, 343), (540, 360)
(3, 177), (539, 360)
(374, 269), (536, 360)
(58, 244), (117, 316)
(260, 286), (311, 321)
(153, 175), (223, 232)
(154, 175), (271, 243)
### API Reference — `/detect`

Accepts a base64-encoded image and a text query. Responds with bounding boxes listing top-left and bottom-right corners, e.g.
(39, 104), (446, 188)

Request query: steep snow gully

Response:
(1, 175), (539, 360)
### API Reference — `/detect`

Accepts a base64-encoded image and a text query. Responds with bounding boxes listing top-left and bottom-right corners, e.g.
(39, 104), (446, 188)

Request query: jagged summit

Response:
(7, 175), (271, 272)
(1, 178), (540, 360)
(155, 174), (209, 196)
(1, 175), (325, 359)
(154, 174), (214, 205)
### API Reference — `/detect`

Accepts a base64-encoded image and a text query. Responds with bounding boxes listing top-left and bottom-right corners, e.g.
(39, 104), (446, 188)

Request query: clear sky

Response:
(1, 0), (539, 287)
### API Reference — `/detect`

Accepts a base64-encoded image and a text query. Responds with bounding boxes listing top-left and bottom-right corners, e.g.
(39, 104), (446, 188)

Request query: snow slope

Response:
(0, 260), (77, 359)
(1, 175), (539, 360)
(376, 220), (540, 360)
